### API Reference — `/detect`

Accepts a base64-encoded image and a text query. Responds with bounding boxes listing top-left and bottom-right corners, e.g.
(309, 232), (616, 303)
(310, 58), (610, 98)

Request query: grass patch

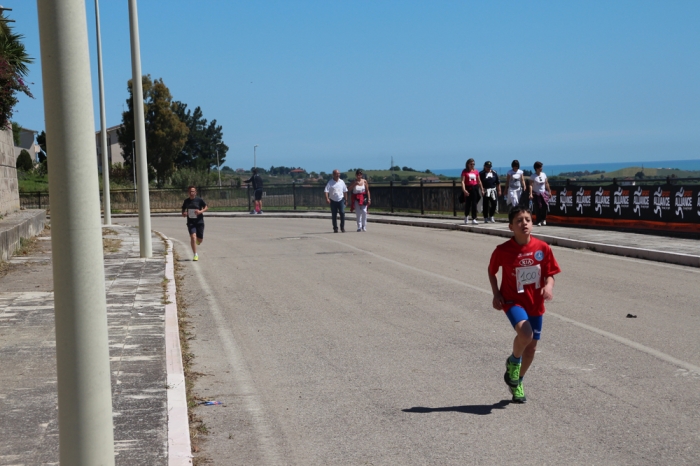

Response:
(102, 238), (121, 253)
(15, 236), (38, 256)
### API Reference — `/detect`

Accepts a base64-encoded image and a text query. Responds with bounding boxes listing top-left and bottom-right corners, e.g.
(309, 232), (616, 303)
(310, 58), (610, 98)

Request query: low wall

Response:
(0, 126), (19, 216)
(0, 210), (46, 261)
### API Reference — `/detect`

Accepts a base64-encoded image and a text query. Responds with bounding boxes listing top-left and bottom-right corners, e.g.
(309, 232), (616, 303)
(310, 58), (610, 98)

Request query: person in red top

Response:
(488, 206), (561, 403)
(461, 158), (484, 224)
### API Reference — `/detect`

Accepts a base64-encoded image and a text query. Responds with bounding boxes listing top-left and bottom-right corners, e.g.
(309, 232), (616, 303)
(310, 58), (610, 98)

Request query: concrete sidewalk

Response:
(115, 211), (700, 267)
(0, 224), (176, 465)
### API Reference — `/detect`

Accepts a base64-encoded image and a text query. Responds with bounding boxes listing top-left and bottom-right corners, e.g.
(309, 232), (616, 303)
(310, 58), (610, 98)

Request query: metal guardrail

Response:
(20, 177), (700, 216)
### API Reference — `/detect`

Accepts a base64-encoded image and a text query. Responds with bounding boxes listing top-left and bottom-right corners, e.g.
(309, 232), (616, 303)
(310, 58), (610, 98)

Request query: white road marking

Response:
(322, 236), (700, 375)
(172, 238), (283, 465)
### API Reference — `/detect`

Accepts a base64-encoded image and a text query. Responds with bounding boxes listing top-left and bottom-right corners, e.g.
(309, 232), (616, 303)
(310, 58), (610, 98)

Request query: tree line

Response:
(116, 75), (228, 187)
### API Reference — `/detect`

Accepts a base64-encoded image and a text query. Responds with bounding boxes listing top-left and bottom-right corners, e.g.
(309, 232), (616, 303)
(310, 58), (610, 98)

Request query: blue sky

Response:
(10, 1), (700, 172)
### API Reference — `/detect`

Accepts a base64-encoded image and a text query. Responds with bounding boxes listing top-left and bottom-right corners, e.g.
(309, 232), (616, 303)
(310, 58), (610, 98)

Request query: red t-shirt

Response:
(461, 169), (479, 187)
(488, 237), (561, 316)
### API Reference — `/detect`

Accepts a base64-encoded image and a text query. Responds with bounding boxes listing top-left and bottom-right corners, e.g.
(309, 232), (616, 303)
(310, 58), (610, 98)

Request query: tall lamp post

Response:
(215, 143), (222, 187)
(94, 0), (110, 225)
(37, 0), (116, 463)
(128, 0), (152, 258)
(254, 144), (258, 169)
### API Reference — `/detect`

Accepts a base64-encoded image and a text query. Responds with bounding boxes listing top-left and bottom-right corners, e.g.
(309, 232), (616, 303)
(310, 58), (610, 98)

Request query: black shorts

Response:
(187, 223), (204, 239)
(254, 189), (263, 201)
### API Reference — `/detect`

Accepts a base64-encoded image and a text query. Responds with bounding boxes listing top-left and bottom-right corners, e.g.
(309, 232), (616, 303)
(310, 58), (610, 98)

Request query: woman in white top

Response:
(529, 161), (551, 226)
(348, 169), (371, 231)
(506, 160), (525, 208)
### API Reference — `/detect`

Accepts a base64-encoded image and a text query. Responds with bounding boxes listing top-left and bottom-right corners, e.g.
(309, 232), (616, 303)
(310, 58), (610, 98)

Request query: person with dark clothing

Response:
(245, 169), (264, 214)
(181, 186), (208, 261)
(479, 161), (502, 223)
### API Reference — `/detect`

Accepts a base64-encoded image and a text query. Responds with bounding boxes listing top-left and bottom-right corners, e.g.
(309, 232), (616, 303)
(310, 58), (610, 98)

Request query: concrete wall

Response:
(0, 126), (19, 217)
(0, 210), (45, 261)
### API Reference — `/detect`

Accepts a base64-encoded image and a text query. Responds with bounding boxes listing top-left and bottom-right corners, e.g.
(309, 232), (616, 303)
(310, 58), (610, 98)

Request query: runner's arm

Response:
(541, 276), (555, 301)
(488, 272), (505, 310)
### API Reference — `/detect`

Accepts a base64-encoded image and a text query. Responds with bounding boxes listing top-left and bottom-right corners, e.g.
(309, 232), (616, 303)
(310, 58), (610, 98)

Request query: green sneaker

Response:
(510, 381), (527, 403)
(193, 253), (198, 261)
(504, 358), (521, 388)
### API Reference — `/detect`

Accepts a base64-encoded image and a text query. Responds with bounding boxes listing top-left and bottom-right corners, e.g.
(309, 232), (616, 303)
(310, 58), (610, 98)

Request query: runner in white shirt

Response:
(324, 169), (349, 233)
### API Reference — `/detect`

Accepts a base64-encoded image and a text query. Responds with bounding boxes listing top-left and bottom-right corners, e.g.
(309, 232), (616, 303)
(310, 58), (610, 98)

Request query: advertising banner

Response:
(552, 183), (699, 226)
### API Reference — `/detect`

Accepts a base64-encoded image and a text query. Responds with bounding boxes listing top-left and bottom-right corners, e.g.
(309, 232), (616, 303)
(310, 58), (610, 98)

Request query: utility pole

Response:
(128, 0), (152, 257)
(254, 144), (258, 169)
(95, 0), (110, 225)
(37, 1), (116, 464)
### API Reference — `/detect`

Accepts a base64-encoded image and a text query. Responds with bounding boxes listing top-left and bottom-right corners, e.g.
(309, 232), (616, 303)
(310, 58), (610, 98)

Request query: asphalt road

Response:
(123, 216), (700, 465)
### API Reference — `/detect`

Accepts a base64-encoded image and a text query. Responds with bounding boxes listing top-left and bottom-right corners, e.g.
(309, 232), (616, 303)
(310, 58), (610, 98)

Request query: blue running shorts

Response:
(505, 305), (543, 340)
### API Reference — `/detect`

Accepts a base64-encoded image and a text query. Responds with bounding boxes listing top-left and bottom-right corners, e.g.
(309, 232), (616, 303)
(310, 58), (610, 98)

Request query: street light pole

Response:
(37, 1), (116, 463)
(128, 0), (152, 258)
(131, 139), (136, 190)
(254, 144), (258, 169)
(94, 0), (110, 225)
(216, 147), (221, 187)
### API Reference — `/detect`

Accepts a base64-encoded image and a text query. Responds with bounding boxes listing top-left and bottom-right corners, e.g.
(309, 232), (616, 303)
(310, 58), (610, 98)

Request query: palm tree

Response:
(0, 10), (33, 127)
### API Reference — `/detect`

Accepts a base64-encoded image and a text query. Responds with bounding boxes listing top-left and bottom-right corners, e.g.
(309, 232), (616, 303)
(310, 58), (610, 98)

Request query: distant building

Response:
(420, 176), (441, 183)
(14, 128), (41, 163)
(95, 124), (125, 173)
(290, 168), (306, 174)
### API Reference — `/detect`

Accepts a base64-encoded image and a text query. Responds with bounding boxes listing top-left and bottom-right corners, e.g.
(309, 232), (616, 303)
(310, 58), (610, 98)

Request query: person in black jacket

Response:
(479, 161), (502, 223)
(245, 169), (264, 214)
(181, 186), (208, 261)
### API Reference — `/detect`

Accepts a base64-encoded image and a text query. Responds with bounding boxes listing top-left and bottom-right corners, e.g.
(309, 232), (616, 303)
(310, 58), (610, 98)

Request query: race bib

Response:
(188, 208), (197, 219)
(516, 265), (541, 293)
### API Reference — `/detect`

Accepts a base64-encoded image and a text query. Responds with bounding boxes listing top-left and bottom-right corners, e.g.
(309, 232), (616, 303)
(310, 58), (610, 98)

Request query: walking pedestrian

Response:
(245, 168), (264, 214)
(349, 169), (371, 232)
(461, 158), (484, 224)
(529, 161), (551, 226)
(488, 206), (561, 403)
(181, 186), (208, 261)
(506, 160), (526, 208)
(479, 161), (501, 223)
(324, 169), (348, 233)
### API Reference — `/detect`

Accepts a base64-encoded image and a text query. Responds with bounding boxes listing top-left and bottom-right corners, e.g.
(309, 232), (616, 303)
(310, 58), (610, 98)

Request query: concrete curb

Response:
(0, 210), (46, 261)
(159, 233), (193, 465)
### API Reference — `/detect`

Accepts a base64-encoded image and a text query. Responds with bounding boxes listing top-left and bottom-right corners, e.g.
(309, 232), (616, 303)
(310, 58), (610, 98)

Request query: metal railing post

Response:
(390, 180), (395, 213)
(37, 1), (116, 463)
(420, 179), (425, 215)
(293, 182), (297, 210)
(452, 180), (457, 216)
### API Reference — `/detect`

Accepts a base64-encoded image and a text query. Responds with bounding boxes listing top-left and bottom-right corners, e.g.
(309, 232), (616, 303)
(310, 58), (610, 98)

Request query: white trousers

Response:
(354, 202), (367, 229)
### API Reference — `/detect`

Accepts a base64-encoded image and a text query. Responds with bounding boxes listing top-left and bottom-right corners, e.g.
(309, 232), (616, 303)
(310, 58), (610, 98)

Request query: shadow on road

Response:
(402, 400), (511, 415)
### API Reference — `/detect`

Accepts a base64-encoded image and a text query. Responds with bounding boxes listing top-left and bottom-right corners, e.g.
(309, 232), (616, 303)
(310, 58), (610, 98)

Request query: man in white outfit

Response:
(324, 169), (348, 233)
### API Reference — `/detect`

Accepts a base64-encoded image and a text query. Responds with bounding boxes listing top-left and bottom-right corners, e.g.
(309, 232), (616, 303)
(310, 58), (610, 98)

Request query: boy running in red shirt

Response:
(488, 206), (561, 403)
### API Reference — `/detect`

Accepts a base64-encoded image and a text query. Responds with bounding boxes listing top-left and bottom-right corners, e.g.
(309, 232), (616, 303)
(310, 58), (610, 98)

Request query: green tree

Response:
(174, 103), (228, 172)
(16, 148), (32, 171)
(0, 13), (33, 127)
(11, 121), (20, 144)
(117, 75), (189, 187)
